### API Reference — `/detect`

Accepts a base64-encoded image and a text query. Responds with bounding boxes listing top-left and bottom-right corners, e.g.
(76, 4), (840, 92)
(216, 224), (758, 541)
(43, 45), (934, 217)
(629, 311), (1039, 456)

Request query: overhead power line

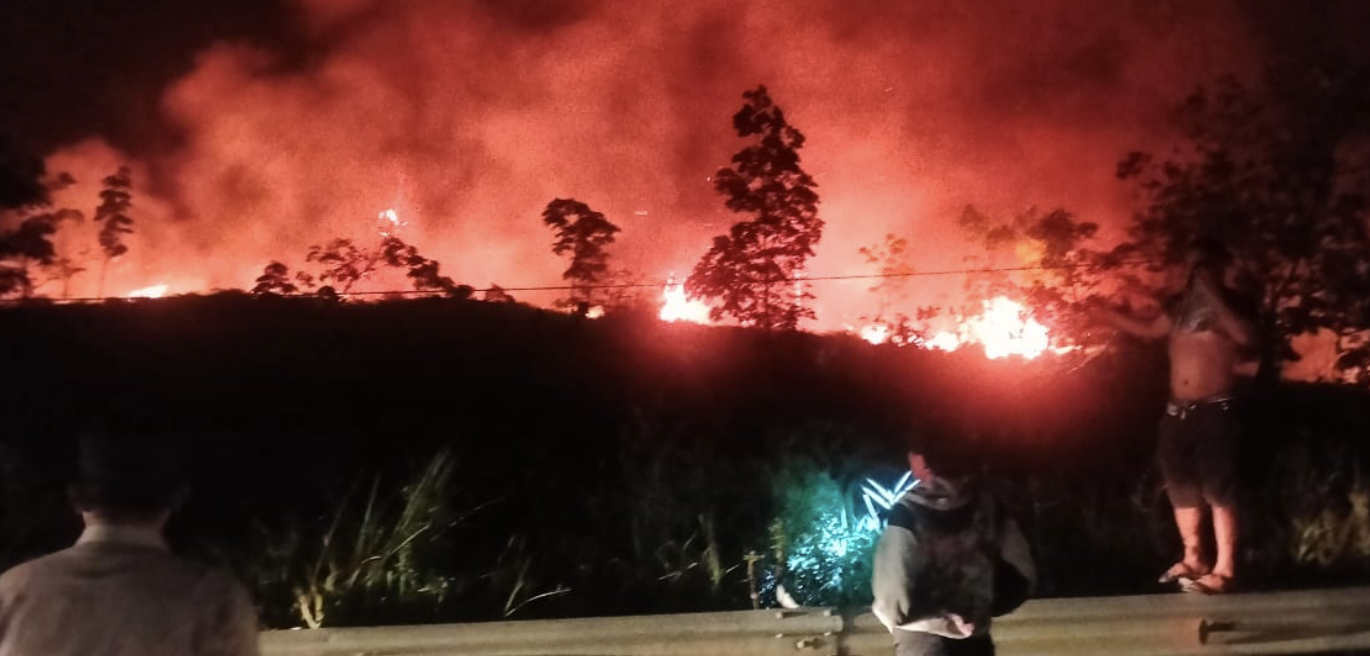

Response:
(1, 259), (1160, 304)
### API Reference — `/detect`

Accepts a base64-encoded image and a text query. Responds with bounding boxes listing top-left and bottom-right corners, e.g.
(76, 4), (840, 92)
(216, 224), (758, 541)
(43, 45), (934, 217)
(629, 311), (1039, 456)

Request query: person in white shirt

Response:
(0, 432), (260, 656)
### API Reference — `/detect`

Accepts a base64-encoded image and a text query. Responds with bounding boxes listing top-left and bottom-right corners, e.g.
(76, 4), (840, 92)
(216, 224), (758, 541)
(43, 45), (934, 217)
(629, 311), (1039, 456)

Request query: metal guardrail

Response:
(260, 586), (1370, 656)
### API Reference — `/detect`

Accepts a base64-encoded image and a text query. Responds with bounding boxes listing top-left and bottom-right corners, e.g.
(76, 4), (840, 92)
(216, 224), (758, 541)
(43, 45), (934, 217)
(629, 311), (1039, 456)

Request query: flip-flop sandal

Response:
(1181, 574), (1233, 595)
(1158, 562), (1210, 585)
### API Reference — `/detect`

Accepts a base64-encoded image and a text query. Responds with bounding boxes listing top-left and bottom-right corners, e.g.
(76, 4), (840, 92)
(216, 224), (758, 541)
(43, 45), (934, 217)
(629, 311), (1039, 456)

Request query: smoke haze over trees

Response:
(9, 0), (1366, 322)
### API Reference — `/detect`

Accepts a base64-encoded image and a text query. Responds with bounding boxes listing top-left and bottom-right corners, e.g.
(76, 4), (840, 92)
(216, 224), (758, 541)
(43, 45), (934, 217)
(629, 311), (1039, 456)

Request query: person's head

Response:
(67, 431), (186, 526)
(1184, 237), (1234, 278)
(907, 447), (978, 485)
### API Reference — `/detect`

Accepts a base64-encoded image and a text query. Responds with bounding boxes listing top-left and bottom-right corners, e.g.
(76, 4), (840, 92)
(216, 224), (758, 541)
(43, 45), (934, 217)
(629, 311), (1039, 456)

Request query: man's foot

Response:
(1181, 573), (1233, 595)
(1158, 561), (1210, 585)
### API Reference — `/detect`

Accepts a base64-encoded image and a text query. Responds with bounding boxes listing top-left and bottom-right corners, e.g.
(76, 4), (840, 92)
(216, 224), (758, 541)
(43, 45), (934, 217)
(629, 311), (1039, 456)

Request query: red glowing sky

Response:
(4, 0), (1367, 327)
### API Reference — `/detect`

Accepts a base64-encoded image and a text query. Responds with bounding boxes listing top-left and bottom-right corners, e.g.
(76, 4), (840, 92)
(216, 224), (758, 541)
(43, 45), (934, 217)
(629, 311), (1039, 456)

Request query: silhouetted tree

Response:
(306, 238), (374, 293)
(958, 205), (1117, 350)
(687, 86), (823, 330)
(858, 233), (914, 321)
(377, 236), (462, 296)
(253, 261), (299, 296)
(47, 206), (87, 299)
(293, 231), (463, 298)
(1117, 59), (1370, 379)
(0, 136), (48, 211)
(855, 233), (939, 345)
(0, 214), (58, 298)
(93, 166), (134, 298)
(484, 284), (514, 303)
(7, 172), (85, 299)
(541, 198), (620, 311)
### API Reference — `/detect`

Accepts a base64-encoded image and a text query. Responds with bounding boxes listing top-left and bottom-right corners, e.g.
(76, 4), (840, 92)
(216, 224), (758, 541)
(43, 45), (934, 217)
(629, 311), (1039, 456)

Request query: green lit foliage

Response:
(765, 459), (878, 607)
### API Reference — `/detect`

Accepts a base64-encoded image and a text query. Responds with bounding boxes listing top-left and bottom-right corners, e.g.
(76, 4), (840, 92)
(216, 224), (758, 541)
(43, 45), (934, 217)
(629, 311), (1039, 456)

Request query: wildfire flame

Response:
(378, 208), (406, 238)
(659, 277), (711, 324)
(127, 284), (169, 299)
(922, 331), (962, 352)
(859, 323), (890, 345)
(859, 296), (1060, 359)
(967, 296), (1051, 359)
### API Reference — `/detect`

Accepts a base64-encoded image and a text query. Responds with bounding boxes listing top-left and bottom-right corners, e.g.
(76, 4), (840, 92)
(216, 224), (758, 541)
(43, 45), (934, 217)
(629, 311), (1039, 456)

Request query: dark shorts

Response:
(1157, 397), (1240, 508)
(895, 632), (995, 656)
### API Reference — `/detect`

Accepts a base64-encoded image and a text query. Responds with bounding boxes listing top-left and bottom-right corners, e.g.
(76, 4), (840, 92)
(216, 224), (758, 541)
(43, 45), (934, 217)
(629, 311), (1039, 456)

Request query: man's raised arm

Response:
(1091, 304), (1172, 340)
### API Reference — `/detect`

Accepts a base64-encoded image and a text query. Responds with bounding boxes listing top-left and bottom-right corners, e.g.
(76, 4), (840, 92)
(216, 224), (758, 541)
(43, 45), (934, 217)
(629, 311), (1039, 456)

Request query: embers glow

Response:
(658, 277), (711, 324)
(127, 284), (169, 299)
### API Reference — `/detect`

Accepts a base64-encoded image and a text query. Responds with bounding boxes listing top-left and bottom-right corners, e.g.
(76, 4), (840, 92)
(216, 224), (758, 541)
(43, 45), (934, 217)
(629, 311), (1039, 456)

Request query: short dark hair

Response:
(69, 431), (184, 518)
(1186, 236), (1233, 268)
(906, 422), (981, 478)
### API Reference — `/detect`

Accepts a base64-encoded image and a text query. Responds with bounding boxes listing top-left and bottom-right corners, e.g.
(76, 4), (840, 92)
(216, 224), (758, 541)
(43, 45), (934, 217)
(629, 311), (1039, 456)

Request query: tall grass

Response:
(259, 449), (463, 628)
(1276, 446), (1370, 575)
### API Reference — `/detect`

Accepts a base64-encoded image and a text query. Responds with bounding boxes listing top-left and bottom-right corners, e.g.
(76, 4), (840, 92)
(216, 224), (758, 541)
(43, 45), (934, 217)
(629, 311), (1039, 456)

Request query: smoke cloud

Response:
(34, 0), (1261, 325)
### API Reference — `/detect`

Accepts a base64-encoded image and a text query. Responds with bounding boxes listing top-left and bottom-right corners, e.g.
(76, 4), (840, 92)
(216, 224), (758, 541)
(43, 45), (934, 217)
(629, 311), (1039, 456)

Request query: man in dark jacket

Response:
(871, 444), (1035, 656)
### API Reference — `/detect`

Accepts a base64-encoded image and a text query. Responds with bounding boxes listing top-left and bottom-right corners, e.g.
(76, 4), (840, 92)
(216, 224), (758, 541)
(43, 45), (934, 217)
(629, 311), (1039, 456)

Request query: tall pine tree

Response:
(687, 86), (823, 330)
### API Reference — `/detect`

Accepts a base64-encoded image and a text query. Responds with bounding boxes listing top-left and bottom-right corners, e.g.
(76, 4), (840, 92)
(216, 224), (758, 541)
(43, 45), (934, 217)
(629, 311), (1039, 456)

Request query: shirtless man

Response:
(1094, 240), (1256, 594)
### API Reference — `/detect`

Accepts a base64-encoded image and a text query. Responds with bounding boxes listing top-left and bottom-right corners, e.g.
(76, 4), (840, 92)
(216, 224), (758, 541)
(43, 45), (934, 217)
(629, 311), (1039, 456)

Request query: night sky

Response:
(2, 0), (1368, 325)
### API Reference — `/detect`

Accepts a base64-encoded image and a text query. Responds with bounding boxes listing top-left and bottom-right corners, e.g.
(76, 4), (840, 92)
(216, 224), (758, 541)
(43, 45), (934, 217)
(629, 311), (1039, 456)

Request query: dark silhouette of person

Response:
(872, 441), (1035, 656)
(0, 432), (260, 656)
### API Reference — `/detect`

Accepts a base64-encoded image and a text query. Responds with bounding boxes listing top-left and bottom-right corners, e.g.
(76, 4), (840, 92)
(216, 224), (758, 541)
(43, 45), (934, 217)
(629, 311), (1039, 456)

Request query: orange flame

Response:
(858, 323), (890, 345)
(857, 296), (1062, 359)
(965, 297), (1051, 358)
(923, 331), (962, 352)
(127, 284), (169, 299)
(659, 277), (711, 324)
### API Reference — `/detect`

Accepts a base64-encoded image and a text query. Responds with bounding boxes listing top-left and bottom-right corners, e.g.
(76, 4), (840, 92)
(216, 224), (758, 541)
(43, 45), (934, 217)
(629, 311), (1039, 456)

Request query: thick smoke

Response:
(36, 0), (1259, 323)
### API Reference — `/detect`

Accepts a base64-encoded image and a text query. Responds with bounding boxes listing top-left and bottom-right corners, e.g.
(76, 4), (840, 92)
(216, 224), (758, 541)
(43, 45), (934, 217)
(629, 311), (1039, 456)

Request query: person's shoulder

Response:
(885, 496), (919, 532)
(0, 548), (80, 595)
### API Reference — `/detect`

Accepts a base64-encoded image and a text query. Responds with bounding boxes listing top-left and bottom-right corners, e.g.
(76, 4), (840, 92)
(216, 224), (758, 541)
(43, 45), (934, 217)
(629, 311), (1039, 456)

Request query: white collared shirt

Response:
(0, 523), (259, 656)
